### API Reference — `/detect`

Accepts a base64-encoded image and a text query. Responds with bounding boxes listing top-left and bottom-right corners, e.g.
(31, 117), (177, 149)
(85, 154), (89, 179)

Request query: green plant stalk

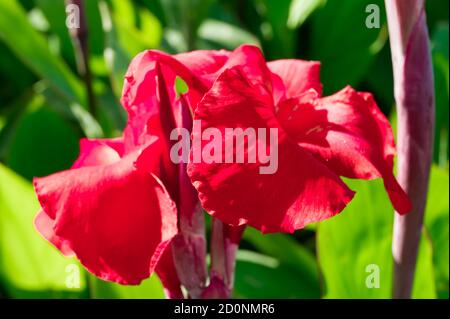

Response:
(385, 0), (435, 298)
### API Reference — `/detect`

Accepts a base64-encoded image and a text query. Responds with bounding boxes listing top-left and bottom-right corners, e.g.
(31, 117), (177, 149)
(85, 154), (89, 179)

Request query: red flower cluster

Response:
(33, 45), (411, 289)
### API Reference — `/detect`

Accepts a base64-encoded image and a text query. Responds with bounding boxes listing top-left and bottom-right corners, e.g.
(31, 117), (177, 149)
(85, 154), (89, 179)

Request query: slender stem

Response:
(171, 204), (207, 299)
(66, 0), (96, 117)
(170, 96), (207, 299)
(385, 0), (435, 299)
(202, 219), (245, 299)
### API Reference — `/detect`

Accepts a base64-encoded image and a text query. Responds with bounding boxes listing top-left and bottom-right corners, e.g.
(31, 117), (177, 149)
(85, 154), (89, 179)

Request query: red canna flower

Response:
(33, 43), (412, 297)
(33, 49), (231, 294)
(187, 45), (412, 234)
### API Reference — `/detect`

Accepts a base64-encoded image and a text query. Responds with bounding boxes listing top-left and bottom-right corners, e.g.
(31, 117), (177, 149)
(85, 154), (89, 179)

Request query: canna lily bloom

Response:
(188, 45), (412, 234)
(32, 49), (231, 294)
(33, 43), (411, 296)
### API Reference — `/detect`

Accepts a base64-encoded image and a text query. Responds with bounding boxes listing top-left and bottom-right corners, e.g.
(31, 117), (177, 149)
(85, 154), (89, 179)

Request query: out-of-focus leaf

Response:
(310, 0), (387, 94)
(252, 0), (296, 59)
(94, 80), (127, 135)
(234, 250), (320, 298)
(99, 0), (129, 96)
(84, 0), (105, 57)
(5, 95), (80, 180)
(163, 28), (189, 53)
(287, 0), (325, 29)
(424, 167), (449, 298)
(142, 0), (167, 25)
(0, 43), (36, 106)
(100, 0), (162, 101)
(425, 0), (449, 35)
(27, 7), (50, 32)
(363, 43), (394, 115)
(160, 0), (214, 51)
(243, 228), (319, 286)
(99, 0), (132, 99)
(317, 178), (436, 298)
(0, 163), (87, 298)
(90, 275), (165, 299)
(0, 91), (33, 161)
(35, 0), (77, 69)
(431, 24), (449, 168)
(197, 19), (260, 50)
(110, 0), (162, 56)
(0, 0), (83, 103)
(36, 83), (103, 138)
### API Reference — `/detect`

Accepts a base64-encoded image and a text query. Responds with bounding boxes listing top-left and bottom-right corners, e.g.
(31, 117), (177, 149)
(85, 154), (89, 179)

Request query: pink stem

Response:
(171, 96), (207, 299)
(202, 219), (245, 299)
(171, 203), (207, 299)
(385, 0), (435, 299)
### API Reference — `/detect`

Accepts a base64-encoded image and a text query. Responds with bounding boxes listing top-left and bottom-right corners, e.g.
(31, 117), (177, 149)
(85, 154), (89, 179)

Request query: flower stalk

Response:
(201, 219), (245, 298)
(66, 0), (97, 117)
(170, 95), (207, 299)
(385, 0), (435, 298)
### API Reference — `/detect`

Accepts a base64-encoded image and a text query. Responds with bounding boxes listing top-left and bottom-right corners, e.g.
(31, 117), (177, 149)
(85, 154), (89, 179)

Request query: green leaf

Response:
(363, 44), (394, 115)
(98, 0), (131, 100)
(0, 0), (83, 104)
(94, 82), (127, 135)
(309, 0), (387, 94)
(425, 0), (449, 35)
(431, 23), (449, 168)
(0, 163), (87, 298)
(84, 0), (106, 57)
(424, 167), (449, 298)
(110, 0), (162, 56)
(317, 178), (436, 298)
(160, 0), (214, 51)
(0, 43), (36, 106)
(35, 0), (77, 69)
(251, 0), (296, 59)
(197, 19), (260, 50)
(37, 83), (103, 138)
(90, 275), (165, 299)
(242, 228), (319, 286)
(287, 0), (325, 29)
(99, 0), (162, 102)
(5, 95), (80, 180)
(0, 1), (103, 138)
(233, 250), (320, 298)
(0, 91), (33, 161)
(175, 76), (189, 97)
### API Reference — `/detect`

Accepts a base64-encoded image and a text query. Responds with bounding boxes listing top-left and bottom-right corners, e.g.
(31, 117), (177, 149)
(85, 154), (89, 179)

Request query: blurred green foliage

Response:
(0, 0), (448, 299)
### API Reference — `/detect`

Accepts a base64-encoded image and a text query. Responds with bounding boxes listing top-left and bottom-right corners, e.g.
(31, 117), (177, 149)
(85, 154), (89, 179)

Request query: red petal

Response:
(34, 210), (73, 257)
(121, 50), (208, 113)
(176, 45), (274, 95)
(121, 45), (270, 152)
(121, 50), (208, 152)
(278, 86), (411, 214)
(155, 245), (183, 299)
(188, 68), (354, 233)
(71, 138), (124, 168)
(175, 49), (230, 87)
(33, 141), (178, 285)
(268, 59), (323, 98)
(219, 45), (274, 92)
